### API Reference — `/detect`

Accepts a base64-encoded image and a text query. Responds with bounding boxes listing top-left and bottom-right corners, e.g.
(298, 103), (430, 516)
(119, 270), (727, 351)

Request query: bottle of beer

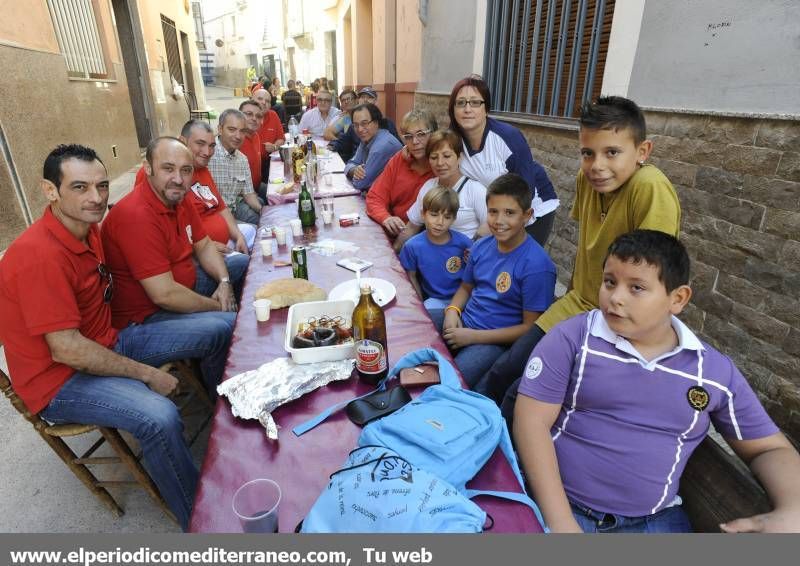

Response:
(297, 172), (316, 229)
(352, 285), (388, 385)
(292, 143), (305, 184)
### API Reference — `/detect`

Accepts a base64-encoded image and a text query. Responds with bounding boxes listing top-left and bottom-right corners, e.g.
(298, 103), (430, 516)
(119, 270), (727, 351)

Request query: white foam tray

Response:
(284, 299), (356, 364)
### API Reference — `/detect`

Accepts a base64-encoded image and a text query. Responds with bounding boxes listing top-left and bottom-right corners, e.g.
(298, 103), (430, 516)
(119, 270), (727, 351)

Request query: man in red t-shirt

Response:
(179, 119), (256, 252)
(238, 100), (265, 192)
(102, 136), (246, 328)
(0, 144), (228, 530)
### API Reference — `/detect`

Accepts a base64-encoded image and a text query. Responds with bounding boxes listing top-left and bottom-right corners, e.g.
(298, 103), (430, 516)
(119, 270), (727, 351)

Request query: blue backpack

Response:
(294, 348), (548, 532)
(299, 445), (489, 533)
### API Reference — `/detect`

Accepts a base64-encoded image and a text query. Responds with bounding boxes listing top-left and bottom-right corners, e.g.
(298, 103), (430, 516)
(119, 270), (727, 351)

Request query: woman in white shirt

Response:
(394, 129), (489, 251)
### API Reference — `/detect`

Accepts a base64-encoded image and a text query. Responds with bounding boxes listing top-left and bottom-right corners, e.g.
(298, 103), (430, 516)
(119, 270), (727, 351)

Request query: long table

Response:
(189, 196), (544, 533)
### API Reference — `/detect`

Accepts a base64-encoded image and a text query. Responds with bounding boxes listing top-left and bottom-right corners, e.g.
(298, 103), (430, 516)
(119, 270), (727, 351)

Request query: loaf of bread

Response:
(254, 278), (327, 309)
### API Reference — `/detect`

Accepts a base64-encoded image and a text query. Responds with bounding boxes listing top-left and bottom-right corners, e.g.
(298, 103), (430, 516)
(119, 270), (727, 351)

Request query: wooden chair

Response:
(680, 436), (772, 532)
(185, 91), (211, 122)
(0, 359), (212, 520)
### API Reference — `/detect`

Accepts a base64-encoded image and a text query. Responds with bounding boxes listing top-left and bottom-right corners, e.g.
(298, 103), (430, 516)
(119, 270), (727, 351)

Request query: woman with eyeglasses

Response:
(393, 129), (490, 251)
(344, 103), (403, 192)
(365, 110), (438, 237)
(449, 76), (559, 246)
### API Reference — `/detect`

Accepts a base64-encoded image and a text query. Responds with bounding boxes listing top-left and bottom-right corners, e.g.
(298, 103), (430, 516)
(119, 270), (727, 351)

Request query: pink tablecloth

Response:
(189, 197), (544, 533)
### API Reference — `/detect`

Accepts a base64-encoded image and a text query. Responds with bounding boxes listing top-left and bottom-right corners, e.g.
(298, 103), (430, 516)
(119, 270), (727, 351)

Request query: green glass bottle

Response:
(297, 172), (316, 229)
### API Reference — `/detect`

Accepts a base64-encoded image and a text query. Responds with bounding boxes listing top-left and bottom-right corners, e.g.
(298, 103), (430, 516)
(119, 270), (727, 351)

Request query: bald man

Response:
(101, 136), (245, 390)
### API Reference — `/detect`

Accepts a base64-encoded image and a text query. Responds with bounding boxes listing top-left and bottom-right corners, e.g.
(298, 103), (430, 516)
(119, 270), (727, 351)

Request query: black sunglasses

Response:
(97, 263), (114, 303)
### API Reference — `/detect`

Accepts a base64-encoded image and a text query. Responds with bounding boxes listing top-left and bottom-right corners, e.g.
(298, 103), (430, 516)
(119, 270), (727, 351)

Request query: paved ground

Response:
(0, 86), (250, 533)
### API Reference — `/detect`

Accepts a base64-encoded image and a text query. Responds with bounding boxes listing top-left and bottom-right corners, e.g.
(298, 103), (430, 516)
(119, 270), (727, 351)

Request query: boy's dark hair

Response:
(422, 185), (460, 217)
(579, 96), (647, 145)
(605, 230), (690, 292)
(43, 144), (105, 189)
(486, 173), (532, 211)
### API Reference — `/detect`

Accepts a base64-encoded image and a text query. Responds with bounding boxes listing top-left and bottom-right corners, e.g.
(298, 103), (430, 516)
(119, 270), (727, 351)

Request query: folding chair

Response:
(185, 91), (211, 122)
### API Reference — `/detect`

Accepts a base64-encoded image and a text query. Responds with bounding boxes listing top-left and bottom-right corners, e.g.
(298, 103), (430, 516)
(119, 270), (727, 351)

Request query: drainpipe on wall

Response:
(0, 121), (33, 227)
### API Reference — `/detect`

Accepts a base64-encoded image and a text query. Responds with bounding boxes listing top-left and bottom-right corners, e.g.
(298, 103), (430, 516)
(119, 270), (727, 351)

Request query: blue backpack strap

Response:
(464, 414), (550, 532)
(463, 488), (548, 532)
(293, 348), (456, 436)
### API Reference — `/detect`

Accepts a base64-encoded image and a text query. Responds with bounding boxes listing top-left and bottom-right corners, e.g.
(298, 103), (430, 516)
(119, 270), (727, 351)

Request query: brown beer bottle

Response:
(352, 284), (388, 385)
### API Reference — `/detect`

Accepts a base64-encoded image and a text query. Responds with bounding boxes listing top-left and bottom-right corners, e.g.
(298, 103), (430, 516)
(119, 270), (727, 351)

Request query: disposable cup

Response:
(274, 228), (287, 246)
(322, 210), (333, 225)
(289, 219), (303, 236)
(232, 478), (281, 533)
(324, 173), (333, 186)
(253, 299), (271, 322)
(260, 239), (273, 257)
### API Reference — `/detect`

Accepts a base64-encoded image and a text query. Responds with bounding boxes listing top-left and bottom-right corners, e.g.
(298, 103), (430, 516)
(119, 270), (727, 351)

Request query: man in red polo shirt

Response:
(179, 119), (256, 251)
(238, 99), (266, 195)
(101, 137), (245, 382)
(0, 144), (226, 530)
(252, 88), (285, 196)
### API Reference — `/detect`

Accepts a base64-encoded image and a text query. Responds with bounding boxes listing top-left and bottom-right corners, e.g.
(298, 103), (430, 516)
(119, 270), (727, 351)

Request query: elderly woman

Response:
(365, 110), (438, 237)
(344, 103), (403, 191)
(449, 75), (559, 246)
(394, 129), (489, 251)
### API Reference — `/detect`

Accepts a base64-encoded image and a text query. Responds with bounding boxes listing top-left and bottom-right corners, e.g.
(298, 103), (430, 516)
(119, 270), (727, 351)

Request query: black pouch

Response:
(345, 386), (412, 426)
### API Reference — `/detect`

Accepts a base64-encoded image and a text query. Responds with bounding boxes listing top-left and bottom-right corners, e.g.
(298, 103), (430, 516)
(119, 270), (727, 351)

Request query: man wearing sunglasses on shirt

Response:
(0, 144), (224, 530)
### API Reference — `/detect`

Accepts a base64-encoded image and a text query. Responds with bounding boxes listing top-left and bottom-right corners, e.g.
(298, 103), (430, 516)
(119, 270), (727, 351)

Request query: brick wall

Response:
(415, 92), (800, 444)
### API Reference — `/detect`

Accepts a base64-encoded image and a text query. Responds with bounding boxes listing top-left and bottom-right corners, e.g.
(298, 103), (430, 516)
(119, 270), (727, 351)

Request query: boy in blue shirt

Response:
(399, 186), (473, 313)
(436, 173), (556, 393)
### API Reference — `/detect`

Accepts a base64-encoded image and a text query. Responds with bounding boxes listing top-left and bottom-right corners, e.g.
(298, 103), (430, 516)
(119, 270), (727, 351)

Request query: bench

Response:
(680, 436), (772, 532)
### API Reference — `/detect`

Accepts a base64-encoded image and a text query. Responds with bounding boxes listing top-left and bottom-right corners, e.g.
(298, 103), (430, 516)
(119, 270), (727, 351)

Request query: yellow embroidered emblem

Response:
(446, 256), (462, 273)
(495, 271), (512, 293)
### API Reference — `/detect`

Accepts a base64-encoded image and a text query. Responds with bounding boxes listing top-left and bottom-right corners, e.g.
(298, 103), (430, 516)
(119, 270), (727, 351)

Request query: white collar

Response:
(588, 309), (705, 368)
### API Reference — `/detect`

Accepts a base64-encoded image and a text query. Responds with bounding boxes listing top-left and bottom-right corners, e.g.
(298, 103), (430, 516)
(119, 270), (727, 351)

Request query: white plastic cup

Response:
(274, 227), (287, 246)
(232, 478), (281, 533)
(260, 238), (273, 257)
(322, 210), (333, 225)
(289, 218), (303, 236)
(324, 173), (333, 186)
(253, 298), (272, 322)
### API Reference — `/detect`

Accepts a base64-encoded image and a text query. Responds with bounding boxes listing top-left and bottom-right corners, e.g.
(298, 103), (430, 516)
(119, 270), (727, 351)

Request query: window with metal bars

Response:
(45, 0), (108, 79)
(484, 0), (615, 118)
(161, 15), (184, 87)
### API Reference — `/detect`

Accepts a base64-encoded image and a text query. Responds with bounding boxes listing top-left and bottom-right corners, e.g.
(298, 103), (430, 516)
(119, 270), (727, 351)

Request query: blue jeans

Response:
(570, 502), (692, 533)
(39, 316), (237, 531)
(194, 253), (249, 302)
(429, 309), (507, 393)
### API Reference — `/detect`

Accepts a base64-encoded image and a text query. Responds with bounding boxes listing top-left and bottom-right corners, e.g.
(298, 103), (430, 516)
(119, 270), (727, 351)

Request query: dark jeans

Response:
(525, 209), (556, 247)
(571, 502), (692, 533)
(485, 324), (547, 427)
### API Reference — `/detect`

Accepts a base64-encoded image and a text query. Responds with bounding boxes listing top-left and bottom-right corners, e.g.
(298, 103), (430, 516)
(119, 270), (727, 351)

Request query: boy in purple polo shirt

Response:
(514, 230), (800, 533)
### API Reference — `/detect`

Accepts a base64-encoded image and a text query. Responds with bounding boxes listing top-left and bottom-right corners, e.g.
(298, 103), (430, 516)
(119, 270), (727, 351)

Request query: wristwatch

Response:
(220, 276), (231, 285)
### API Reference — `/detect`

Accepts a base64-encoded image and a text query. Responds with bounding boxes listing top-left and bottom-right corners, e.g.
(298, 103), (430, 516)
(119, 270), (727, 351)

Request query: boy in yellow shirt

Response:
(484, 96), (682, 414)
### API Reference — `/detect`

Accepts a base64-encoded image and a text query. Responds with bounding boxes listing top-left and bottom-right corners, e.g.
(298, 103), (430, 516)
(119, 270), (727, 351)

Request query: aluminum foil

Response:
(218, 357), (356, 439)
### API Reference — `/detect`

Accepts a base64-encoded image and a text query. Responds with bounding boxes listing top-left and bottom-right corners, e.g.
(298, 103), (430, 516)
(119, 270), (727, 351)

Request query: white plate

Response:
(328, 277), (396, 308)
